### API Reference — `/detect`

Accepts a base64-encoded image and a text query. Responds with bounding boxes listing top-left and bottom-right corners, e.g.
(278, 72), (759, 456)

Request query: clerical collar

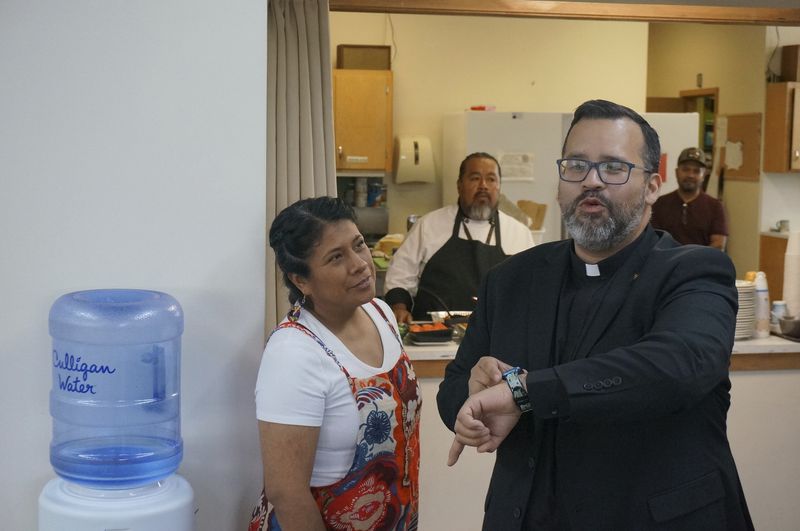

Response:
(570, 226), (653, 279)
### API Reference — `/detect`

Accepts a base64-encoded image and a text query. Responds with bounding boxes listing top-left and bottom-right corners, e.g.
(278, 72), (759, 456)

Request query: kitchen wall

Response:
(762, 26), (800, 236)
(329, 12), (649, 235)
(647, 22), (768, 276)
(332, 14), (799, 280)
(0, 2), (266, 530)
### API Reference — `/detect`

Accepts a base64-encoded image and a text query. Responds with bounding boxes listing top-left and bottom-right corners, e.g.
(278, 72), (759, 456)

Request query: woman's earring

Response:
(288, 294), (306, 322)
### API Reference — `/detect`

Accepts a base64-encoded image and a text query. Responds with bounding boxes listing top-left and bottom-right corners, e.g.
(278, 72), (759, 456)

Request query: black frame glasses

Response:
(556, 158), (653, 185)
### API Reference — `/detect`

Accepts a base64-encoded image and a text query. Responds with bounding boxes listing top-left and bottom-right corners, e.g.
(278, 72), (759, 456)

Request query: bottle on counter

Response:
(354, 177), (368, 208)
(343, 182), (355, 206)
(754, 271), (771, 338)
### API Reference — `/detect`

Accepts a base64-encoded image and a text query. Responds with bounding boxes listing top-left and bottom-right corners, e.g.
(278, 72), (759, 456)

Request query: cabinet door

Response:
(793, 89), (800, 171)
(333, 70), (393, 171)
(764, 82), (800, 173)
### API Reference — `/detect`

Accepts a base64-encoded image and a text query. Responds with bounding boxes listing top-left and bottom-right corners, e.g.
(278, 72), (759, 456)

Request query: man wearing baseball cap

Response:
(651, 147), (728, 250)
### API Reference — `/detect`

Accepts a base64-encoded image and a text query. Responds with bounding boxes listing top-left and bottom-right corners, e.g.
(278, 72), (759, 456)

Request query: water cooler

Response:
(39, 289), (195, 531)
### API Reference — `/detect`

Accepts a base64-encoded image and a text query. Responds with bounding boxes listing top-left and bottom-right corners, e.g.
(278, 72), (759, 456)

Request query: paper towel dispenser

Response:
(394, 136), (434, 183)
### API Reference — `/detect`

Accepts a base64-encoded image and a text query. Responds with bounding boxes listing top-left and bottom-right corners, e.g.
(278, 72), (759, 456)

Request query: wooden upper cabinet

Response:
(333, 69), (393, 172)
(795, 88), (800, 172)
(764, 82), (800, 173)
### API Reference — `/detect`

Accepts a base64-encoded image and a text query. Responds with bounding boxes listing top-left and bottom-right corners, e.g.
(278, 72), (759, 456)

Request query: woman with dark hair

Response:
(249, 196), (421, 531)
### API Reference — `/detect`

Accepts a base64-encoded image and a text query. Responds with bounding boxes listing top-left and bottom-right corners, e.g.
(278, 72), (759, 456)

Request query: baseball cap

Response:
(677, 147), (707, 167)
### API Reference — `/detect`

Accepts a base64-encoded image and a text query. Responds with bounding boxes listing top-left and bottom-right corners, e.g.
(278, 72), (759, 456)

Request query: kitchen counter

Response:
(407, 334), (800, 377)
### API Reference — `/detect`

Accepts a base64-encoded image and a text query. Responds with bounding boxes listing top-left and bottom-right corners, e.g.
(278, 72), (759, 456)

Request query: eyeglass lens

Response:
(558, 159), (632, 185)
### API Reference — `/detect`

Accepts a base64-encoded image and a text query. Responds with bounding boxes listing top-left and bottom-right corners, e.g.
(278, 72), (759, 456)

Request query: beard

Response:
(678, 179), (700, 194)
(561, 188), (647, 252)
(463, 202), (494, 221)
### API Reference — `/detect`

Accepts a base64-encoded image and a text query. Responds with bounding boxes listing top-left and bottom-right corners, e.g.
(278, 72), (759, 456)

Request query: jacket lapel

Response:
(572, 229), (661, 359)
(526, 241), (571, 370)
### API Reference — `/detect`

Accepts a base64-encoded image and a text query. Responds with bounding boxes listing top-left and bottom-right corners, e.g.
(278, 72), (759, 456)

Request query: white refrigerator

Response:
(442, 111), (699, 243)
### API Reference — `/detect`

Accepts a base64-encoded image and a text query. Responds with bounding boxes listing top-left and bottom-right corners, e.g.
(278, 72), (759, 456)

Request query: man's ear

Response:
(645, 173), (662, 206)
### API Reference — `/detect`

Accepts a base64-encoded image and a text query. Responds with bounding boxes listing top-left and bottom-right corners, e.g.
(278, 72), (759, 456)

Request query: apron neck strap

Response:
(455, 208), (499, 245)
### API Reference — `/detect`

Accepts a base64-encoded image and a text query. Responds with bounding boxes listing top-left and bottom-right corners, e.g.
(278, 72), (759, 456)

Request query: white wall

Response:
(0, 2), (267, 530)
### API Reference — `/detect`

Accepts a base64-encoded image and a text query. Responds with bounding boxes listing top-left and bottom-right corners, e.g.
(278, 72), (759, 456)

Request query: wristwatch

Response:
(502, 367), (532, 413)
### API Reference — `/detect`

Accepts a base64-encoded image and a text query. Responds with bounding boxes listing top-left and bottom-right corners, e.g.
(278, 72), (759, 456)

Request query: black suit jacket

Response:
(437, 228), (754, 531)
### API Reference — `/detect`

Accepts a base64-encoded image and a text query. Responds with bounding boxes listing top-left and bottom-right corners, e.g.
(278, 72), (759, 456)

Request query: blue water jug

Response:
(49, 289), (184, 489)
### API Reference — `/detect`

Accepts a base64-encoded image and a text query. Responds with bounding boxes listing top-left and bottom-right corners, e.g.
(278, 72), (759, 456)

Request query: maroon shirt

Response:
(651, 190), (728, 246)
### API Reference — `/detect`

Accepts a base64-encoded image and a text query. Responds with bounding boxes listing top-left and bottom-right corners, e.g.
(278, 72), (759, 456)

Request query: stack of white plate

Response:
(735, 280), (756, 340)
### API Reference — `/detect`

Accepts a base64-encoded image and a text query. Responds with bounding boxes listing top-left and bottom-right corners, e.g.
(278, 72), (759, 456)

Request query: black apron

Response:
(412, 209), (508, 320)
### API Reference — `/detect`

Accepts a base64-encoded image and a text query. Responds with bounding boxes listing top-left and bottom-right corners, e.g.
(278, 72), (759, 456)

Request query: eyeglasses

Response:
(556, 158), (653, 185)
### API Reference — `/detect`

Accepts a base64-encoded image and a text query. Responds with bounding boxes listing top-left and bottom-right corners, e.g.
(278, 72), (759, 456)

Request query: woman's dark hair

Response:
(458, 152), (502, 181)
(562, 99), (661, 175)
(269, 196), (357, 303)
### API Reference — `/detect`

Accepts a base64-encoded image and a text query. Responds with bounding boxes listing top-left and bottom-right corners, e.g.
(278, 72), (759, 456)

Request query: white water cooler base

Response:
(39, 474), (195, 531)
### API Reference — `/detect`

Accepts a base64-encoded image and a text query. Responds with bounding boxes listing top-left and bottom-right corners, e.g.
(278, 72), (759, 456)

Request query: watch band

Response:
(502, 367), (532, 413)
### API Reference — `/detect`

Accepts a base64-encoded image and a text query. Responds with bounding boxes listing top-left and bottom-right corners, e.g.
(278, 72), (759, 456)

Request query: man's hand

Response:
(469, 356), (513, 395)
(447, 381), (522, 466)
(391, 303), (412, 324)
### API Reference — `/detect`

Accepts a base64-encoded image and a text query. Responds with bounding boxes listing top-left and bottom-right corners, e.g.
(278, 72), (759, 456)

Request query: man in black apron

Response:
(384, 153), (536, 323)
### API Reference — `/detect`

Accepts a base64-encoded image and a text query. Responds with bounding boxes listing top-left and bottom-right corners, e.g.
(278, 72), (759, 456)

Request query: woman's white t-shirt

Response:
(254, 298), (403, 486)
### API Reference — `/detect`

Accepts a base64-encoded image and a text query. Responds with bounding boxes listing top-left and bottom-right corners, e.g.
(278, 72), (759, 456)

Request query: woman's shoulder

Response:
(264, 323), (320, 359)
(365, 298), (396, 324)
(263, 319), (332, 367)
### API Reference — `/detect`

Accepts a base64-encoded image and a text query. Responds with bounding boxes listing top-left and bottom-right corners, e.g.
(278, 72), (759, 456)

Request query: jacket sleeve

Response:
(528, 245), (737, 424)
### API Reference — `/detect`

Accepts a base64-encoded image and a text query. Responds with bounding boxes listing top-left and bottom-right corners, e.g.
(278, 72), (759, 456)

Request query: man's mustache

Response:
(573, 191), (610, 209)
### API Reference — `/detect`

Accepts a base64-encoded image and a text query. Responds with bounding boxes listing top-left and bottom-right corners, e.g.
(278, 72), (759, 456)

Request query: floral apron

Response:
(249, 301), (421, 531)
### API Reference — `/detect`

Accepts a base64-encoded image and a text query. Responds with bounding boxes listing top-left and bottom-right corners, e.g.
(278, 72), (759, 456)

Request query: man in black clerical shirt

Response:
(437, 99), (753, 531)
